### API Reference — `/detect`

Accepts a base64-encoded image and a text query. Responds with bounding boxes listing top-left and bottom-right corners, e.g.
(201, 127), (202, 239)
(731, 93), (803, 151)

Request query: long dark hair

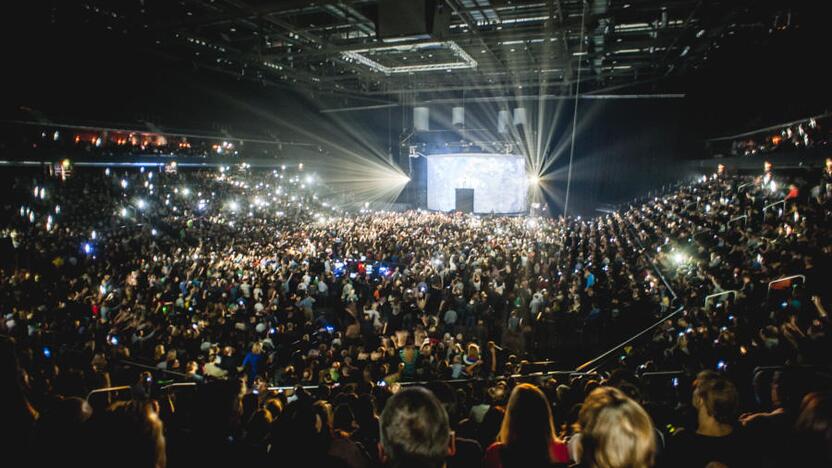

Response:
(497, 383), (562, 466)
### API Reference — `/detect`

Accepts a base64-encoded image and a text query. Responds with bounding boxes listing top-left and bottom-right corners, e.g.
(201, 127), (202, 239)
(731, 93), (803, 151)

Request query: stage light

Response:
(136, 199), (146, 210)
(672, 251), (688, 265)
(528, 175), (541, 186)
(182, 187), (191, 196)
(227, 200), (239, 212)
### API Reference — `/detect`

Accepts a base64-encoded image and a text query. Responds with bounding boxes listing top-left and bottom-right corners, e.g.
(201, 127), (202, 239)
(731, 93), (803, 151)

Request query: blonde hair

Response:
(579, 386), (656, 468)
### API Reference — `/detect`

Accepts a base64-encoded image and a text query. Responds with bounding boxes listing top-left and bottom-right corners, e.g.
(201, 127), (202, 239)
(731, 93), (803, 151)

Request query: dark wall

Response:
(539, 98), (696, 216)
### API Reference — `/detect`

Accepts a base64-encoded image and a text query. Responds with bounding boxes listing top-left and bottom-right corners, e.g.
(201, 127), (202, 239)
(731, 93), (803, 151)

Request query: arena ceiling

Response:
(65, 0), (783, 106)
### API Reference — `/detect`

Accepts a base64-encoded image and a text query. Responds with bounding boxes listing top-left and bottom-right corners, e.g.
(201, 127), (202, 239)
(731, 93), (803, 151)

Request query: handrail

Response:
(627, 219), (678, 301)
(767, 274), (806, 297)
(737, 182), (754, 191)
(574, 217), (687, 373)
(640, 370), (685, 377)
(267, 383), (342, 392)
(263, 369), (602, 391)
(119, 359), (190, 378)
(86, 385), (131, 401)
(762, 199), (786, 214)
(161, 382), (198, 391)
(727, 215), (747, 227)
(398, 371), (601, 387)
(576, 305), (685, 372)
(704, 290), (739, 308)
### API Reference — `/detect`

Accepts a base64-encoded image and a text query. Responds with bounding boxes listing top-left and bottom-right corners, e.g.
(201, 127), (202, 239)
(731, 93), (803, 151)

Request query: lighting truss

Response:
(341, 41), (477, 74)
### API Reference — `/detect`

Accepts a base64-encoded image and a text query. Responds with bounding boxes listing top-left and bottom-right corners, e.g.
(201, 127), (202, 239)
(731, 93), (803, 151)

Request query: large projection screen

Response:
(426, 153), (527, 213)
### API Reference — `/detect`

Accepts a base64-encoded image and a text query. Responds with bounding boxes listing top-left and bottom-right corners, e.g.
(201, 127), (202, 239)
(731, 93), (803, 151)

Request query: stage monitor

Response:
(426, 153), (527, 214)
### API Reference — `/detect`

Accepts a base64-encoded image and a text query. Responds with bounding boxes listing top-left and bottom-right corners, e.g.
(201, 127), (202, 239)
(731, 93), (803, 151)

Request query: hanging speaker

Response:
(513, 107), (527, 126)
(452, 107), (465, 127)
(498, 110), (512, 134)
(414, 107), (430, 132)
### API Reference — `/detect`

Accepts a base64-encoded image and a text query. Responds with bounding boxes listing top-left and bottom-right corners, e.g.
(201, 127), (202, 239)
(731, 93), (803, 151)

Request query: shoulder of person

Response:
(483, 441), (506, 467)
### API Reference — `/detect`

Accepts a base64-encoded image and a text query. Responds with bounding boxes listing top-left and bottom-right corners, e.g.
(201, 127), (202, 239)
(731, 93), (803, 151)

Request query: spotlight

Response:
(528, 175), (541, 186)
(672, 251), (688, 266)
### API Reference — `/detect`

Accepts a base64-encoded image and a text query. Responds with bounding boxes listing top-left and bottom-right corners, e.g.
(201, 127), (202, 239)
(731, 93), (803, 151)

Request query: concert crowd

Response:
(1, 161), (831, 467)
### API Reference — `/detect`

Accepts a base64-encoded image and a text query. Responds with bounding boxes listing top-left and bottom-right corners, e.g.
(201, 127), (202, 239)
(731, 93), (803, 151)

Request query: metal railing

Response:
(767, 274), (806, 298)
(762, 199), (787, 219)
(161, 382), (198, 391)
(704, 290), (739, 308)
(86, 385), (132, 401)
(627, 218), (679, 301)
(727, 214), (748, 227)
(119, 359), (190, 379)
(641, 370), (685, 377)
(575, 305), (685, 373)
